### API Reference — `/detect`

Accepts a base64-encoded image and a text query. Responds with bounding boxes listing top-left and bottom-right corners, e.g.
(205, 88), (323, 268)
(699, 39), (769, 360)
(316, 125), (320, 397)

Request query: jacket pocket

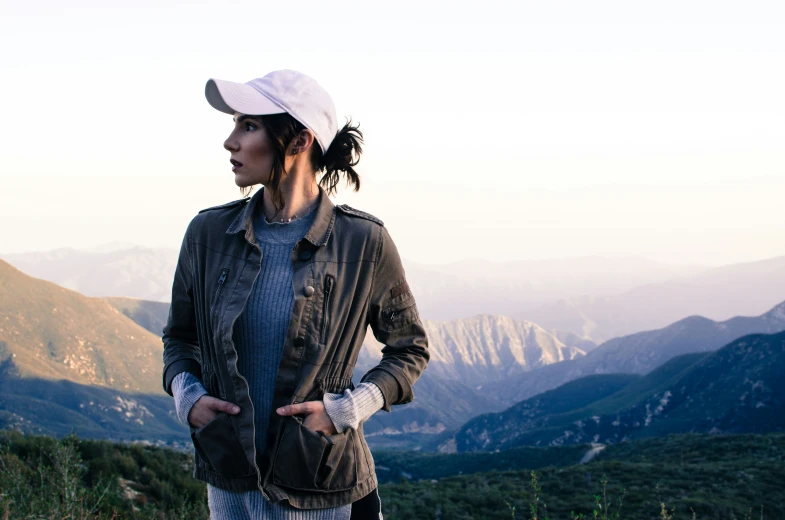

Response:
(272, 415), (357, 492)
(191, 412), (254, 477)
(381, 299), (419, 332)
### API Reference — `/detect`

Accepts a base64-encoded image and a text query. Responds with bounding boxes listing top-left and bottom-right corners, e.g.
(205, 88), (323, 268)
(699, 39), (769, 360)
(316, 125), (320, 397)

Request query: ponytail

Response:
(252, 114), (364, 211)
(317, 120), (363, 195)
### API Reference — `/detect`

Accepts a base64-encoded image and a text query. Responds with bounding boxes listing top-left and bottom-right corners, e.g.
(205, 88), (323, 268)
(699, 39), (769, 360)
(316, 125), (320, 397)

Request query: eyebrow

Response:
(232, 115), (260, 123)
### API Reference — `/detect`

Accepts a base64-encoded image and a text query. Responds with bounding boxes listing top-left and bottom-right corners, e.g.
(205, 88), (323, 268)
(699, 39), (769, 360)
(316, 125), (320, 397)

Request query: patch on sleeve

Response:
(390, 281), (410, 299)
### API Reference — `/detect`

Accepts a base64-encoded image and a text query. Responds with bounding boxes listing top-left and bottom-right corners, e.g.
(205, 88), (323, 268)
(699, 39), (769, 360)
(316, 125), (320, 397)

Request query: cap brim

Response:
(205, 78), (287, 116)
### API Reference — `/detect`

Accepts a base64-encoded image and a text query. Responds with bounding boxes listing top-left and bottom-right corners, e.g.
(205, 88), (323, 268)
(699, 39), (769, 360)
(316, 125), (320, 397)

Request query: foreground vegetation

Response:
(1, 430), (781, 519)
(0, 430), (206, 519)
(380, 433), (784, 519)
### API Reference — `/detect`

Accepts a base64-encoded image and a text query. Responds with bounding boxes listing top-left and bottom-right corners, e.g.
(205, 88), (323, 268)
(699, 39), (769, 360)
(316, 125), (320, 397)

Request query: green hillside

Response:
(381, 433), (785, 519)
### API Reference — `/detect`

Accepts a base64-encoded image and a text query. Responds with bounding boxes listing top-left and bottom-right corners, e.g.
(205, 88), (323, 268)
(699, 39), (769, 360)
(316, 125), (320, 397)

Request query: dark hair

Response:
(242, 113), (363, 211)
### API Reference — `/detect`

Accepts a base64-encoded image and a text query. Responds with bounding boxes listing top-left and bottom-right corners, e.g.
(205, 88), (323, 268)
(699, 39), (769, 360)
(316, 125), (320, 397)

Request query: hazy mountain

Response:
(0, 260), (165, 395)
(406, 256), (704, 321)
(0, 247), (178, 303)
(453, 331), (785, 451)
(519, 255), (785, 342)
(486, 300), (785, 405)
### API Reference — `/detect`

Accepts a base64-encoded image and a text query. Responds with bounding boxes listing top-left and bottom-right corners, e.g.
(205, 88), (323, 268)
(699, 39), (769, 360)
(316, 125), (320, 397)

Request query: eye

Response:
(244, 121), (258, 131)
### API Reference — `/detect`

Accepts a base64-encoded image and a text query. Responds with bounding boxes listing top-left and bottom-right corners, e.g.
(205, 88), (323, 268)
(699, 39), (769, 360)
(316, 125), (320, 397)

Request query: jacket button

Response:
(294, 337), (306, 348)
(303, 285), (315, 297)
(299, 249), (313, 260)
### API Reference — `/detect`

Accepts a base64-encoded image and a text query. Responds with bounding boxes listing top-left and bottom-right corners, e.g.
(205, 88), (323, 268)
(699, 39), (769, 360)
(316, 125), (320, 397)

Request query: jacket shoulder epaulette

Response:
(198, 198), (248, 214)
(335, 204), (384, 226)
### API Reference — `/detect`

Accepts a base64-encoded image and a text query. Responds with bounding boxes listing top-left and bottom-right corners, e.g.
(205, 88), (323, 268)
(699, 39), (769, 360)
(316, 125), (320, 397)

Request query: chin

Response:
(234, 171), (268, 189)
(233, 173), (253, 189)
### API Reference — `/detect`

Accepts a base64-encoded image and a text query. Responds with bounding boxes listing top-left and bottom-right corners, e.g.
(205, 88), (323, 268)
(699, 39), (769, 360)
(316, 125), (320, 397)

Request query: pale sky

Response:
(2, 0), (784, 267)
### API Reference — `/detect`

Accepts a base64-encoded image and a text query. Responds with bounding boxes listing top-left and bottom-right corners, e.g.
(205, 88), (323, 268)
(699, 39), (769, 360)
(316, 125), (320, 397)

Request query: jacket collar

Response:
(225, 184), (336, 247)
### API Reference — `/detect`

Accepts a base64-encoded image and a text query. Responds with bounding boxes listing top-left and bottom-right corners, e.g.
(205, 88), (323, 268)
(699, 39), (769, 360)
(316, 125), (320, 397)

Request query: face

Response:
(224, 112), (275, 188)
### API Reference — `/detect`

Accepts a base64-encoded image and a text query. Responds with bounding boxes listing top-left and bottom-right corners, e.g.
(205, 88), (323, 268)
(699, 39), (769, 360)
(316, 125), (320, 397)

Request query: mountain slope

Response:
(105, 297), (171, 337)
(455, 331), (785, 450)
(453, 373), (640, 452)
(0, 374), (187, 447)
(487, 300), (785, 405)
(0, 260), (165, 394)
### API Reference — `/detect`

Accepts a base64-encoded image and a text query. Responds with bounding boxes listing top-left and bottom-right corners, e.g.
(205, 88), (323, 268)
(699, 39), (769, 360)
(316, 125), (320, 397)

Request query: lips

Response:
(230, 159), (243, 167)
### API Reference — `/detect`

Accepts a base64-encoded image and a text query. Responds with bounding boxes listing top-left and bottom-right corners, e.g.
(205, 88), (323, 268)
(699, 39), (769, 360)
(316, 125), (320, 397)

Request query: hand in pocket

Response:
(188, 395), (241, 429)
(276, 400), (338, 435)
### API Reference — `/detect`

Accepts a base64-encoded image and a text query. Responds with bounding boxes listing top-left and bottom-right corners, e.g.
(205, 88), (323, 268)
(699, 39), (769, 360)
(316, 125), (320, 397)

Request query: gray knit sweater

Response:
(171, 201), (384, 519)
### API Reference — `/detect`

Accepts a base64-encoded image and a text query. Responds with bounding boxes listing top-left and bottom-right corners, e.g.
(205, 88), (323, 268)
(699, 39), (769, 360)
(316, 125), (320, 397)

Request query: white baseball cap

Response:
(205, 69), (338, 155)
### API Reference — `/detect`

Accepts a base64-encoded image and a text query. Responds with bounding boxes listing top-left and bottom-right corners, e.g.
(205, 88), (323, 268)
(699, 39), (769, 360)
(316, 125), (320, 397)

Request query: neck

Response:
(262, 174), (320, 223)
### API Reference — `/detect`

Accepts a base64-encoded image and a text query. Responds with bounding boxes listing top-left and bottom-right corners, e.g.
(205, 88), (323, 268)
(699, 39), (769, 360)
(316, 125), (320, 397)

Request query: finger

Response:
(207, 397), (241, 415)
(277, 402), (313, 416)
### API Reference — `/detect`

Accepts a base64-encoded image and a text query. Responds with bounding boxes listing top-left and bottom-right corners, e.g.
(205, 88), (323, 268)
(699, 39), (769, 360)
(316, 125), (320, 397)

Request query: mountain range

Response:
(485, 299), (785, 405)
(453, 330), (785, 451)
(2, 249), (784, 453)
(0, 261), (590, 445)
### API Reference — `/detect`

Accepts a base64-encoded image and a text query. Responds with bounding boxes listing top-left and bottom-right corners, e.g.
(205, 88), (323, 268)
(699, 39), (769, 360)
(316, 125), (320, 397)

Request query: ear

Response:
(291, 129), (316, 154)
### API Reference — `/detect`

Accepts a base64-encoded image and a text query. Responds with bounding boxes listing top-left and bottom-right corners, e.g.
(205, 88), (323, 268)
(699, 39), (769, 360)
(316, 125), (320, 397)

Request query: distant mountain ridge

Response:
(406, 255), (705, 321)
(519, 255), (785, 342)
(360, 315), (592, 387)
(486, 299), (785, 405)
(454, 331), (785, 451)
(352, 315), (592, 442)
(0, 247), (178, 303)
(0, 260), (164, 395)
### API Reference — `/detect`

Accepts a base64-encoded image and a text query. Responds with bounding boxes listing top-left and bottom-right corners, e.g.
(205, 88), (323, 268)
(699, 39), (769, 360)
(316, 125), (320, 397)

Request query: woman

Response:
(162, 69), (429, 520)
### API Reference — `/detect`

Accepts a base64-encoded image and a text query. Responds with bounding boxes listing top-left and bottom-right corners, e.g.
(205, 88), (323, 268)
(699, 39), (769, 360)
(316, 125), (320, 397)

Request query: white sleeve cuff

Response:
(323, 382), (385, 434)
(171, 371), (208, 426)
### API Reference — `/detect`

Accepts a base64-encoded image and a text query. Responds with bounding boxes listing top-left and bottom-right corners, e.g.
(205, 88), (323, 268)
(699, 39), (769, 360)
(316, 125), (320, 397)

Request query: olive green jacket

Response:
(161, 185), (429, 508)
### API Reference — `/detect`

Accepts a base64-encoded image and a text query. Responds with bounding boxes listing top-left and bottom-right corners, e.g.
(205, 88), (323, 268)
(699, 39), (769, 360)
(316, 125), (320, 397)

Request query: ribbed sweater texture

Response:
(171, 201), (384, 519)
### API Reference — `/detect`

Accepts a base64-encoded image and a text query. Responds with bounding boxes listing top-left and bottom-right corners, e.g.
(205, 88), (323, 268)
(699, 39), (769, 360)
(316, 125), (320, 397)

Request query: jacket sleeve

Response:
(161, 219), (203, 396)
(361, 226), (429, 412)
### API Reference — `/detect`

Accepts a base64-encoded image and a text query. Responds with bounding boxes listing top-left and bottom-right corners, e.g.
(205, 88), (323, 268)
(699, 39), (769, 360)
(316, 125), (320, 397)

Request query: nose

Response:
(224, 135), (239, 152)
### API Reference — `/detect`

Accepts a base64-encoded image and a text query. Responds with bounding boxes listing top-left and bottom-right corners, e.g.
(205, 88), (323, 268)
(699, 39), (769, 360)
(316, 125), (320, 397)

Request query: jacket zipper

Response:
(237, 243), (269, 501)
(320, 275), (334, 344)
(217, 268), (229, 286)
(211, 268), (229, 325)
